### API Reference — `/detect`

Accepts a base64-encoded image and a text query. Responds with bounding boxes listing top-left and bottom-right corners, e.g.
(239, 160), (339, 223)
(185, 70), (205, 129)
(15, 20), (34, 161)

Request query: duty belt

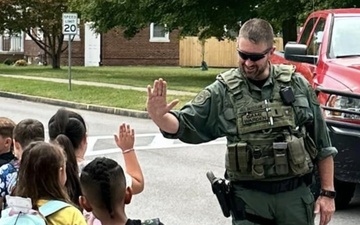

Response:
(233, 174), (312, 194)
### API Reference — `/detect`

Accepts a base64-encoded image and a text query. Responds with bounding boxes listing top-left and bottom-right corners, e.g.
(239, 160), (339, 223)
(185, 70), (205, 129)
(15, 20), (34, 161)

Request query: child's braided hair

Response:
(80, 157), (126, 218)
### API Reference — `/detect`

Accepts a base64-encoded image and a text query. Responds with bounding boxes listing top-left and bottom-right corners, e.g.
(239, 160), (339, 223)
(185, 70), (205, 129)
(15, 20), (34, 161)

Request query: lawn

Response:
(0, 77), (194, 111)
(0, 65), (229, 93)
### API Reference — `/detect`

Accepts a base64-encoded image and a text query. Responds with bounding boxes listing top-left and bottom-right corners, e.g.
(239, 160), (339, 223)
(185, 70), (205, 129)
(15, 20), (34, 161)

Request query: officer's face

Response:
(237, 38), (274, 81)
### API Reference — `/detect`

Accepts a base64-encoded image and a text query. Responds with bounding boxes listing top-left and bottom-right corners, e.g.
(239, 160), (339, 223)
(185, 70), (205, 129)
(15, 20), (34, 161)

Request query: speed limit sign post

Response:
(62, 13), (78, 91)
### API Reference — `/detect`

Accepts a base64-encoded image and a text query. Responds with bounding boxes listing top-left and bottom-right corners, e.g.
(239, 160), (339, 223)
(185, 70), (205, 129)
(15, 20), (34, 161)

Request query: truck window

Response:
(299, 17), (317, 45)
(307, 18), (326, 55)
(329, 16), (360, 58)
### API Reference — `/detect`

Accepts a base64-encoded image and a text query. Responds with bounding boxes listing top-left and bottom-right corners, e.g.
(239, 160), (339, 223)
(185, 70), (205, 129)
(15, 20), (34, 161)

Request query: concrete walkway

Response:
(0, 74), (197, 118)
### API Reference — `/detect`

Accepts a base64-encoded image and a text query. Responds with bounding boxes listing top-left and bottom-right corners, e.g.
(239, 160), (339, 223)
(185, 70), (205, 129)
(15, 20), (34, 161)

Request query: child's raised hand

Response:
(114, 123), (135, 152)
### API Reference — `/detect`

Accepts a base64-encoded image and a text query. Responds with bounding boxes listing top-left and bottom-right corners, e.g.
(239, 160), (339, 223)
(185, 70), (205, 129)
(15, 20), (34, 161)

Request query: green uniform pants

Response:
(232, 183), (315, 225)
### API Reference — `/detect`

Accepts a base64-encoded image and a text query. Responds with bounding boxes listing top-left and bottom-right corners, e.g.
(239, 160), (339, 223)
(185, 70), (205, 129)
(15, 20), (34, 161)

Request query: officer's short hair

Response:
(238, 18), (274, 48)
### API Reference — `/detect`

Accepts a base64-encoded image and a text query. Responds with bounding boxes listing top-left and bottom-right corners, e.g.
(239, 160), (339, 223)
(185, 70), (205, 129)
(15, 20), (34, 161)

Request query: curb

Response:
(0, 91), (150, 119)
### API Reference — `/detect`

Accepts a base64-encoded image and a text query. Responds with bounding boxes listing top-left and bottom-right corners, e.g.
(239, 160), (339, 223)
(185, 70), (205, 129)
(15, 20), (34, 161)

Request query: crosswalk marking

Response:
(85, 133), (226, 156)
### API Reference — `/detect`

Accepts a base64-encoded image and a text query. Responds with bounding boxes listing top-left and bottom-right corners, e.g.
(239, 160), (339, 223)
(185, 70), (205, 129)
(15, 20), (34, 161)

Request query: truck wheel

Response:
(334, 179), (356, 210)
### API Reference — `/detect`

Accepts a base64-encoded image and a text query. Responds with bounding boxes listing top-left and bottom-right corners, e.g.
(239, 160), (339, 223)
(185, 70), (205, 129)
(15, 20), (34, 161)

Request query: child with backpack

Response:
(0, 141), (87, 225)
(0, 118), (45, 211)
(79, 157), (163, 225)
(48, 108), (145, 223)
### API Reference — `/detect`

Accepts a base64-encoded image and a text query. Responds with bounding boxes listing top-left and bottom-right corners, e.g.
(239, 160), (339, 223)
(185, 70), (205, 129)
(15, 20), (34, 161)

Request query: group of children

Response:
(0, 108), (163, 225)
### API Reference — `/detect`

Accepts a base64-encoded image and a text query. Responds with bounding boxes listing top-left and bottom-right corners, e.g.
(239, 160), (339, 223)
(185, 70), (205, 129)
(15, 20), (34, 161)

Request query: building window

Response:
(149, 23), (170, 42)
(1, 30), (24, 52)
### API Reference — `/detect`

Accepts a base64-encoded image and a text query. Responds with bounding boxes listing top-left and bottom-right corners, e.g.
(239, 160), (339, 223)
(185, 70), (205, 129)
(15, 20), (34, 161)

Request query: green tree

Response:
(72, 0), (262, 40)
(256, 0), (358, 48)
(73, 0), (328, 44)
(255, 0), (305, 48)
(299, 0), (358, 22)
(0, 0), (72, 69)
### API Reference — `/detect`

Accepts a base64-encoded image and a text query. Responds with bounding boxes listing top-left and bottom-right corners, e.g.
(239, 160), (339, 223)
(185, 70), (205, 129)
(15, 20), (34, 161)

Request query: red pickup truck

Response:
(271, 8), (360, 209)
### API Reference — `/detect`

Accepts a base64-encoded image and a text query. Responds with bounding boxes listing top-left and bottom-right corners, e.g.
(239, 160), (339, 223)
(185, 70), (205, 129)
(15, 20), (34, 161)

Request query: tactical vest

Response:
(218, 65), (314, 181)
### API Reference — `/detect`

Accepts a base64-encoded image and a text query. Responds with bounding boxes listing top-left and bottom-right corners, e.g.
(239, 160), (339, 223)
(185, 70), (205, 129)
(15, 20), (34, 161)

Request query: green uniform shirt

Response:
(162, 65), (337, 161)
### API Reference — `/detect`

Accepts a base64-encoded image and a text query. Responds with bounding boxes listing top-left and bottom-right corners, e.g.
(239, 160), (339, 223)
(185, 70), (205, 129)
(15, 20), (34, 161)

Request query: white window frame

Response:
(1, 30), (24, 52)
(149, 23), (170, 42)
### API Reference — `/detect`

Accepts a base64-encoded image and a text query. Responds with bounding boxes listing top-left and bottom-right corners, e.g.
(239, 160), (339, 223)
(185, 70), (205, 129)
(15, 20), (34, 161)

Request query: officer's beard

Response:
(240, 60), (270, 81)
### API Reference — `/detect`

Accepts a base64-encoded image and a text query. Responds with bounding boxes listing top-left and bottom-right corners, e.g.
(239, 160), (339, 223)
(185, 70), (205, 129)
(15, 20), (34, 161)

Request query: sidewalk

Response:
(0, 74), (197, 119)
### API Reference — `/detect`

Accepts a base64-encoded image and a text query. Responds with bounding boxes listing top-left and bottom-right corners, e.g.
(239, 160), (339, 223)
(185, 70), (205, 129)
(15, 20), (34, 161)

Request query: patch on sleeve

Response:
(308, 85), (320, 106)
(191, 90), (211, 105)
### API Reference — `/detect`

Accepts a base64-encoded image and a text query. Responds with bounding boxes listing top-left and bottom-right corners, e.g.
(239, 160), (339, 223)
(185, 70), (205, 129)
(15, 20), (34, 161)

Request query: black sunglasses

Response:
(237, 47), (272, 62)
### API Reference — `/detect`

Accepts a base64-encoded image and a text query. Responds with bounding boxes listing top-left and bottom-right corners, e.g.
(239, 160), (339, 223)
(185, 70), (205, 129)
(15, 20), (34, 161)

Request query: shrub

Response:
(14, 59), (28, 66)
(3, 58), (14, 65)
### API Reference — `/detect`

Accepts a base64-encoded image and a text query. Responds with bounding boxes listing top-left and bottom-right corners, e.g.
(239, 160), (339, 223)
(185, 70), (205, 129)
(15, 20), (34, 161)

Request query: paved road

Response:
(1, 97), (360, 224)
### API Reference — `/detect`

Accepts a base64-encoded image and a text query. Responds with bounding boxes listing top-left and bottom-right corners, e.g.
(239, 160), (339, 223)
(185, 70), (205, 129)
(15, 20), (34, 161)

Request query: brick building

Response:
(99, 25), (180, 66)
(1, 23), (179, 67)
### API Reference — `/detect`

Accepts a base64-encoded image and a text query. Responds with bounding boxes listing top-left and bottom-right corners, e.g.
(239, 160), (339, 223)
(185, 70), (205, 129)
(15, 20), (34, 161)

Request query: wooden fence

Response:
(179, 37), (283, 67)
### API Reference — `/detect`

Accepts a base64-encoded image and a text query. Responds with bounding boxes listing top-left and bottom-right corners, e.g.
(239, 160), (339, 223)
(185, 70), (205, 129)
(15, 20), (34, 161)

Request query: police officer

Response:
(146, 18), (337, 225)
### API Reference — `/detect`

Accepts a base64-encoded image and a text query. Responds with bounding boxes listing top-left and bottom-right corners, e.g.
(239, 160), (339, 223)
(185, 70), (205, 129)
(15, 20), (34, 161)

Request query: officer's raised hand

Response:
(147, 78), (179, 133)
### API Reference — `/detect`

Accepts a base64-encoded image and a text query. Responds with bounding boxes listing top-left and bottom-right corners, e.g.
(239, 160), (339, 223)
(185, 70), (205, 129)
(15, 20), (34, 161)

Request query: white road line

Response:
(85, 134), (226, 156)
(149, 134), (175, 147)
(87, 133), (162, 140)
(86, 133), (162, 153)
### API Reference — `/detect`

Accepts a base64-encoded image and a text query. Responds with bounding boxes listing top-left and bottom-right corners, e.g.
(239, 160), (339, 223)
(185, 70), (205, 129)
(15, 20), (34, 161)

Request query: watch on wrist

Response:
(320, 189), (336, 199)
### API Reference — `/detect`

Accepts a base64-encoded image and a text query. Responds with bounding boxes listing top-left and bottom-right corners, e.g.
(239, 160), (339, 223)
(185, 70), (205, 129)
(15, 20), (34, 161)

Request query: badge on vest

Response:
(242, 111), (268, 125)
(242, 100), (274, 125)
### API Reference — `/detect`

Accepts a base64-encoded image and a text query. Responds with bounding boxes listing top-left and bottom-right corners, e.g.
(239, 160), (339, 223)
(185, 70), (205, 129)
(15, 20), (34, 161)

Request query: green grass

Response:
(0, 77), (193, 111)
(0, 65), (229, 93)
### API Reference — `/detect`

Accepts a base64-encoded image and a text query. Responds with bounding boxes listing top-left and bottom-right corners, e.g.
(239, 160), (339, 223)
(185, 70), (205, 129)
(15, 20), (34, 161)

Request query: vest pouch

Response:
(226, 143), (239, 172)
(226, 142), (250, 173)
(273, 142), (289, 175)
(287, 136), (310, 175)
(237, 142), (250, 173)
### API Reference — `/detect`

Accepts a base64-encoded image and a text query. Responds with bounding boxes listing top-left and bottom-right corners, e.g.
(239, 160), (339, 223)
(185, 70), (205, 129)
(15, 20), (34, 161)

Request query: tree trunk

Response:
(51, 53), (61, 69)
(282, 17), (298, 48)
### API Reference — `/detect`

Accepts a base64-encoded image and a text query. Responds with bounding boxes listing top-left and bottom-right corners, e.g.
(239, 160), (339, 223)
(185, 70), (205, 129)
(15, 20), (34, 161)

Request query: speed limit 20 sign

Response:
(62, 13), (78, 35)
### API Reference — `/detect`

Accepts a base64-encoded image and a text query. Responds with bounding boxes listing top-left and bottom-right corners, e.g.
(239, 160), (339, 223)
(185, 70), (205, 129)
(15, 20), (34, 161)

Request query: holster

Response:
(206, 171), (233, 218)
(207, 171), (277, 225)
